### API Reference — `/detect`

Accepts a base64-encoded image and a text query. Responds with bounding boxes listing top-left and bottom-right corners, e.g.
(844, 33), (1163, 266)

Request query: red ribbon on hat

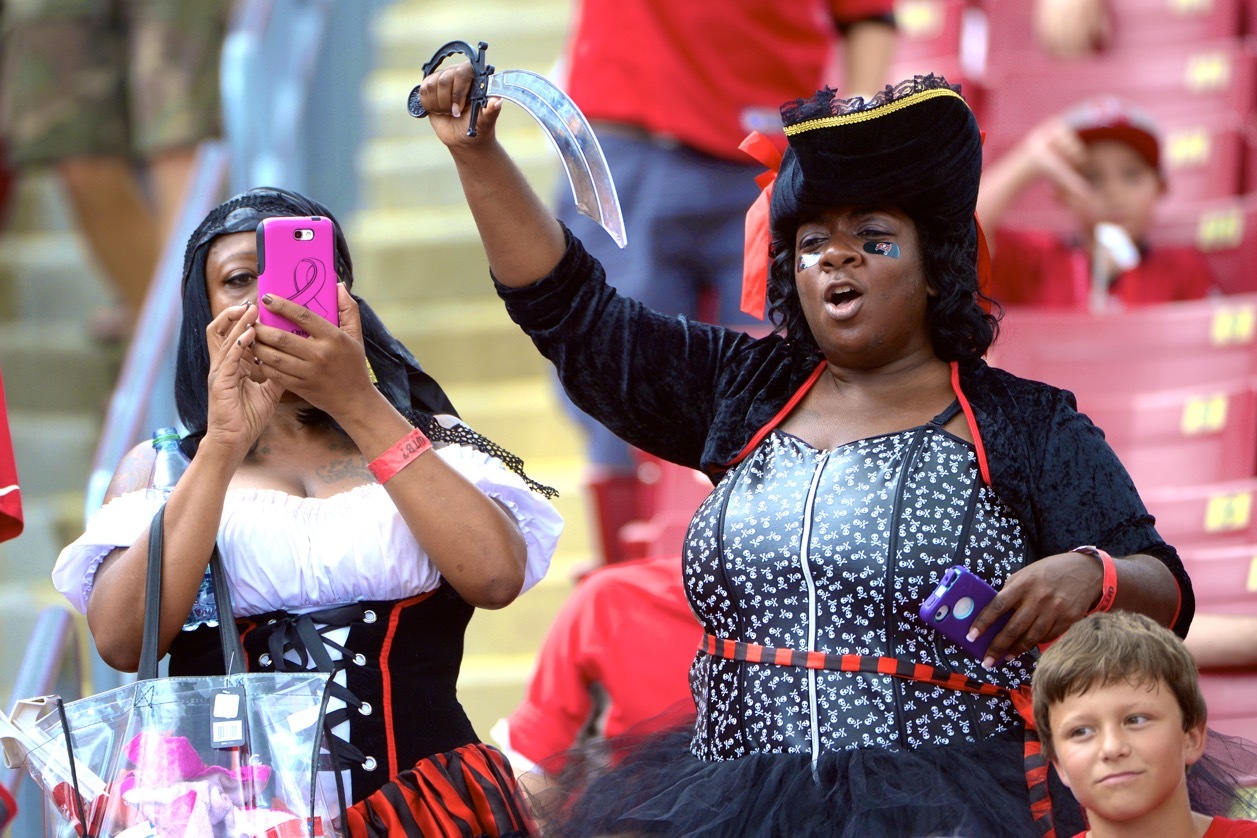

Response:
(739, 131), (783, 320)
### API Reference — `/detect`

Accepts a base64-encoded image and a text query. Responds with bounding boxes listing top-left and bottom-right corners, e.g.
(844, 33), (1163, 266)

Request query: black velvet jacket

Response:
(496, 227), (1194, 637)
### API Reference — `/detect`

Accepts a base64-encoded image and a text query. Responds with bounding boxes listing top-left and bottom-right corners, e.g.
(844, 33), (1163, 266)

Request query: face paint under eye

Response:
(864, 241), (900, 258)
(798, 251), (822, 271)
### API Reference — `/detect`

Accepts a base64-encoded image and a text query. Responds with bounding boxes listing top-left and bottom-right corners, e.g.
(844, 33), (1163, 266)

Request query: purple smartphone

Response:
(919, 566), (1012, 660)
(256, 216), (339, 337)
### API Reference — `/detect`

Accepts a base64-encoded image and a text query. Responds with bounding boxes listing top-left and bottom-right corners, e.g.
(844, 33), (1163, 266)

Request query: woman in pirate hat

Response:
(419, 70), (1228, 834)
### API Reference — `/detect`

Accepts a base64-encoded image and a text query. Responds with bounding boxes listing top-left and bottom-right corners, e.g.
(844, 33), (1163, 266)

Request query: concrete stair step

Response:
(379, 298), (552, 383)
(0, 230), (113, 326)
(5, 172), (76, 234)
(370, 0), (569, 79)
(0, 585), (67, 682)
(359, 132), (559, 212)
(442, 376), (586, 460)
(0, 492), (80, 586)
(0, 321), (121, 412)
(348, 207), (489, 303)
(8, 410), (101, 498)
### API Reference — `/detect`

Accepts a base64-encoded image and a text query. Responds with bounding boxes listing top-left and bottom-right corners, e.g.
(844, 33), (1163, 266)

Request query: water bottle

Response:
(151, 427), (189, 495)
(151, 427), (219, 629)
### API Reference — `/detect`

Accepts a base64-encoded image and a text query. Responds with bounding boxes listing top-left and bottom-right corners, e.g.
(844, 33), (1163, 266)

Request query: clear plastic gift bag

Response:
(20, 672), (334, 837)
(4, 504), (341, 837)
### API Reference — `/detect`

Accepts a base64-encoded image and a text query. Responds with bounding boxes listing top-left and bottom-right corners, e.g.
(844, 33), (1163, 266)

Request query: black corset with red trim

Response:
(169, 582), (479, 801)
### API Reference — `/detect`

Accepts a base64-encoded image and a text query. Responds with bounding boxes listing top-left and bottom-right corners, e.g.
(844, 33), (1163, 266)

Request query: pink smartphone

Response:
(256, 216), (339, 337)
(919, 566), (1012, 660)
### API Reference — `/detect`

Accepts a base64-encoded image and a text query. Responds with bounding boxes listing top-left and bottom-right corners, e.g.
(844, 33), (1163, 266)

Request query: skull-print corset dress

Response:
(685, 401), (1035, 762)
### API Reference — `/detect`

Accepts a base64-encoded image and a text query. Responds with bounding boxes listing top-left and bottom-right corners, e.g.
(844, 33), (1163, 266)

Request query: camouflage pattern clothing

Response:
(0, 0), (227, 166)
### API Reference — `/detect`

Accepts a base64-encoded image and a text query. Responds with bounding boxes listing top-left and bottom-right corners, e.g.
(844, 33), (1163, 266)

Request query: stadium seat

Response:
(977, 40), (1257, 144)
(1140, 477), (1257, 547)
(977, 0), (1244, 71)
(1176, 541), (1257, 610)
(1082, 379), (1257, 491)
(619, 453), (714, 561)
(989, 296), (1257, 394)
(1151, 194), (1257, 294)
(895, 0), (965, 61)
(1198, 672), (1257, 744)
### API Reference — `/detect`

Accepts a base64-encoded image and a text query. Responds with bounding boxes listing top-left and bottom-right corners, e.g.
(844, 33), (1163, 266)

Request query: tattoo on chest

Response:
(317, 458), (373, 485)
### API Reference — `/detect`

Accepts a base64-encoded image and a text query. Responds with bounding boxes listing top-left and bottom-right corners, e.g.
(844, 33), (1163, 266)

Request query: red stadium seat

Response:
(977, 0), (1244, 70)
(619, 453), (713, 561)
(1082, 379), (1257, 491)
(989, 296), (1257, 394)
(1198, 673), (1257, 745)
(895, 0), (966, 61)
(1141, 477), (1257, 547)
(977, 40), (1257, 146)
(1176, 541), (1257, 609)
(1151, 194), (1257, 294)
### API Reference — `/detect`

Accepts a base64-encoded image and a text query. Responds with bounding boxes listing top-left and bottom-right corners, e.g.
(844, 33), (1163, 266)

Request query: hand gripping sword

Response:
(409, 40), (627, 249)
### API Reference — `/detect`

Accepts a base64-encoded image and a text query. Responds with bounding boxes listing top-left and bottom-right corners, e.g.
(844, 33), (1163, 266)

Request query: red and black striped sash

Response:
(702, 634), (1056, 838)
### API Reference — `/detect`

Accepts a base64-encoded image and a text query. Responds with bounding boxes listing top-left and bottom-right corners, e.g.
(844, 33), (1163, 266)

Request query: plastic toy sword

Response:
(408, 39), (627, 249)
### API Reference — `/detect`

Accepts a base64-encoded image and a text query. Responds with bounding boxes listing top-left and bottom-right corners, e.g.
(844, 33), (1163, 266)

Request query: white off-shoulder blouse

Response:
(52, 441), (564, 617)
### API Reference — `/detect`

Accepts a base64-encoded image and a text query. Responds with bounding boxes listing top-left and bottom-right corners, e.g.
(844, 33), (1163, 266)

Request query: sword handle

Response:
(407, 39), (494, 137)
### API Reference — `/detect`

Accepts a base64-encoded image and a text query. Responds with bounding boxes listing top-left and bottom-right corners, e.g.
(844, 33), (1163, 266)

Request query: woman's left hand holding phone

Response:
(252, 284), (380, 423)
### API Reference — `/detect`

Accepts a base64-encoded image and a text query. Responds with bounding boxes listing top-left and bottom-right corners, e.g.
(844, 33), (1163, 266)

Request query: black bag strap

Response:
(139, 504), (247, 679)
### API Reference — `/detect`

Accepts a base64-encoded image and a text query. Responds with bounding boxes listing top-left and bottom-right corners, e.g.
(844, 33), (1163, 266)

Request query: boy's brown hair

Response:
(1033, 610), (1206, 759)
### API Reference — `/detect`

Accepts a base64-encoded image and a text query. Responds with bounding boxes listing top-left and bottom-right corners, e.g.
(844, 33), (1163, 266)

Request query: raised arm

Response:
(977, 116), (1098, 250)
(838, 17), (896, 97)
(418, 62), (566, 287)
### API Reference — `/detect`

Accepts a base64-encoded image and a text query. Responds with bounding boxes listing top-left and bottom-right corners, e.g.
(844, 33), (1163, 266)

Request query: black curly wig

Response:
(764, 75), (1000, 361)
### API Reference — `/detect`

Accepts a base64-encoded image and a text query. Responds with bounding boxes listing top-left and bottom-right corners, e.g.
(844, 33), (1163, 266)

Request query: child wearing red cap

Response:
(977, 97), (1217, 309)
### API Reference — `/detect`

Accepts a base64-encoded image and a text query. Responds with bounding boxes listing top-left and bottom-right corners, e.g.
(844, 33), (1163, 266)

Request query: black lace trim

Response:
(407, 410), (559, 500)
(781, 74), (961, 128)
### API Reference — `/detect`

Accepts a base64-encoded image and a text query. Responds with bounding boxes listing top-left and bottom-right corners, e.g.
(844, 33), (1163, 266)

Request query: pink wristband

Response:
(1072, 545), (1117, 614)
(368, 428), (432, 484)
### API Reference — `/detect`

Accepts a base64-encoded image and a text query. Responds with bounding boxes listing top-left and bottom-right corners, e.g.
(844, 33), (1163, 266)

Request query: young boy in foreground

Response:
(1034, 611), (1257, 837)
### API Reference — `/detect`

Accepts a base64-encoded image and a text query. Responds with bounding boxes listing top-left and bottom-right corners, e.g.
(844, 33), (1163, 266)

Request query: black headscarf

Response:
(175, 187), (556, 498)
(179, 186), (457, 420)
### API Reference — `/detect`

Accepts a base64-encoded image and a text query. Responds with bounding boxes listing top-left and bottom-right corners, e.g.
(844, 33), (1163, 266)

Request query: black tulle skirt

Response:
(534, 716), (1257, 838)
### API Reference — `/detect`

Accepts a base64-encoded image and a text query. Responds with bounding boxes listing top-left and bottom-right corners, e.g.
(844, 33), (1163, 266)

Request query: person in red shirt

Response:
(0, 368), (22, 544)
(978, 97), (1217, 309)
(493, 554), (699, 815)
(1034, 611), (1257, 837)
(554, 1), (897, 568)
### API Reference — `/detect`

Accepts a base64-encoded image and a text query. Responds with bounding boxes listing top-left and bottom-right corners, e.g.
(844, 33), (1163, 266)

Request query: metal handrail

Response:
(83, 140), (231, 519)
(1, 607), (82, 835)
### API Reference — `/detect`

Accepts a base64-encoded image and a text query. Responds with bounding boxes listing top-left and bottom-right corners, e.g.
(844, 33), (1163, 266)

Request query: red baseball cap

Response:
(1063, 96), (1162, 174)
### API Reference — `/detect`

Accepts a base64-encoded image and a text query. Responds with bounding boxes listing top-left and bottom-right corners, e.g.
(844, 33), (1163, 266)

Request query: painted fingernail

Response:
(966, 629), (978, 643)
(261, 294), (273, 304)
(982, 656), (995, 670)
